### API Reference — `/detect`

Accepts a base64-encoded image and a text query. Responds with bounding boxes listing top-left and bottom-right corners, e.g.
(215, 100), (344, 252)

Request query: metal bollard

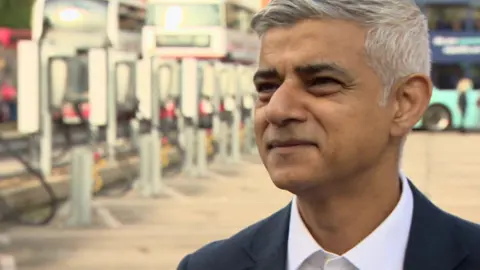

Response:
(129, 118), (140, 149)
(150, 133), (162, 195)
(135, 134), (162, 197)
(136, 135), (153, 197)
(230, 107), (242, 162)
(196, 129), (208, 176)
(106, 58), (117, 164)
(218, 120), (229, 161)
(89, 124), (99, 146)
(68, 147), (94, 227)
(243, 117), (254, 154)
(183, 123), (197, 175)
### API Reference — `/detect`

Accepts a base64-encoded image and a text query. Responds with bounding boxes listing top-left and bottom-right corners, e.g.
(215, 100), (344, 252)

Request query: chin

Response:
(268, 168), (318, 194)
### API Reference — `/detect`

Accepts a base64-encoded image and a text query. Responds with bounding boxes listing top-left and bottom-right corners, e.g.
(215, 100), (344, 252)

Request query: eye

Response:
(308, 77), (342, 87)
(255, 82), (279, 93)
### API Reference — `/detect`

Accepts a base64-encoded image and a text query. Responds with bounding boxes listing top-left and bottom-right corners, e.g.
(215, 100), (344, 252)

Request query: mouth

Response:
(267, 139), (317, 150)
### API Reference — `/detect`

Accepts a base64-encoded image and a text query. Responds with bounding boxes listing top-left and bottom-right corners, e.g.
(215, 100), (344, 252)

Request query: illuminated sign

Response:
(430, 32), (480, 62)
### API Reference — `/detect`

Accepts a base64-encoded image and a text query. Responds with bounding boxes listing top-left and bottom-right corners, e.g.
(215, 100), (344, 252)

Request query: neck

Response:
(295, 155), (402, 255)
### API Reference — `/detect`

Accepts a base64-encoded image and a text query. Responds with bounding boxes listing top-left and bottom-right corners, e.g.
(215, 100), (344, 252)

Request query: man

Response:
(178, 0), (480, 269)
(456, 78), (472, 133)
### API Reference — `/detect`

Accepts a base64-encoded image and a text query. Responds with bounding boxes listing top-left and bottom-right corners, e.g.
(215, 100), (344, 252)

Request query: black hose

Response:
(0, 132), (58, 225)
(0, 110), (82, 225)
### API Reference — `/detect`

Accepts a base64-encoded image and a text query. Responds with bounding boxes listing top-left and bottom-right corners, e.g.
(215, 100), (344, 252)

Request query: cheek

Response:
(253, 108), (267, 145)
(309, 99), (384, 147)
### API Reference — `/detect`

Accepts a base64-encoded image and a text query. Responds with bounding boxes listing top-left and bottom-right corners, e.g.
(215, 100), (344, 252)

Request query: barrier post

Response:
(150, 132), (161, 194)
(181, 58), (199, 175)
(230, 65), (242, 162)
(195, 62), (212, 176)
(218, 120), (229, 160)
(39, 46), (53, 177)
(136, 134), (153, 197)
(135, 57), (162, 197)
(196, 128), (208, 176)
(214, 63), (230, 162)
(242, 66), (256, 154)
(130, 118), (140, 149)
(183, 123), (196, 174)
(249, 103), (257, 154)
(243, 116), (254, 153)
(68, 147), (94, 227)
(106, 49), (117, 164)
(150, 59), (164, 190)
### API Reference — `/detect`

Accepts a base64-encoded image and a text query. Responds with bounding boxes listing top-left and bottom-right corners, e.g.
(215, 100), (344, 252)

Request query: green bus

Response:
(415, 87), (480, 131)
(414, 0), (480, 131)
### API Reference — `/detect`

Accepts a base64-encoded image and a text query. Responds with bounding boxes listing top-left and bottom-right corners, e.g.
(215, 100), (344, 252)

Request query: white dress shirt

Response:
(287, 173), (414, 270)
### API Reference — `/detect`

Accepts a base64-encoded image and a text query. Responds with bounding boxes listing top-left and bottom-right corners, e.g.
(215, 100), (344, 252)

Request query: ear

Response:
(390, 74), (432, 137)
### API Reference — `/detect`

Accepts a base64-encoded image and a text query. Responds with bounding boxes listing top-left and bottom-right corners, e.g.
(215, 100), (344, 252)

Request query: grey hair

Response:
(251, 0), (431, 101)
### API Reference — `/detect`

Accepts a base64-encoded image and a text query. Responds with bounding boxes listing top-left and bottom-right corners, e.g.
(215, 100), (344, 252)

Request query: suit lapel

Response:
(242, 203), (291, 270)
(404, 182), (468, 270)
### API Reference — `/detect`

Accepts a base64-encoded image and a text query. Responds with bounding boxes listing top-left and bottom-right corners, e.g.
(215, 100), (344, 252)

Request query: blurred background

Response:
(0, 0), (478, 269)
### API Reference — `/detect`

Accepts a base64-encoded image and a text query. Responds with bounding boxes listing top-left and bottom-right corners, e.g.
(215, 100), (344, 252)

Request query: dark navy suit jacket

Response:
(177, 182), (480, 270)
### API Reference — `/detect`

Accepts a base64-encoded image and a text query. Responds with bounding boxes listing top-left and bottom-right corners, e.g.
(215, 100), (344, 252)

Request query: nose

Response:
(264, 83), (307, 126)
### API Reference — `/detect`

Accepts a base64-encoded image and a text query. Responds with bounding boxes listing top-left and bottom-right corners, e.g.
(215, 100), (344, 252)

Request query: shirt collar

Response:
(287, 172), (414, 270)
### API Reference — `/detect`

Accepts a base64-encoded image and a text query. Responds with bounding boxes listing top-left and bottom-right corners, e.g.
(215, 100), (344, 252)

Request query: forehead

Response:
(259, 19), (367, 72)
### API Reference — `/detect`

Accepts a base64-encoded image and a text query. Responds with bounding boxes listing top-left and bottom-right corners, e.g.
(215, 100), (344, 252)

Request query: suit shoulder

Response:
(180, 218), (264, 267)
(452, 214), (480, 245)
(448, 213), (480, 266)
(178, 207), (289, 269)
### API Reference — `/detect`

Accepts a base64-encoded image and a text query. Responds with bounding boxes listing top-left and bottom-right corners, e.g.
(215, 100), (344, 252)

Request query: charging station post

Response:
(17, 41), (75, 177)
(214, 62), (231, 162)
(230, 65), (243, 163)
(181, 58), (199, 176)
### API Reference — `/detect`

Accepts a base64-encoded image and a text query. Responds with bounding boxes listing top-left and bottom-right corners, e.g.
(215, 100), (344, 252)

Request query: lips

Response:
(267, 139), (316, 150)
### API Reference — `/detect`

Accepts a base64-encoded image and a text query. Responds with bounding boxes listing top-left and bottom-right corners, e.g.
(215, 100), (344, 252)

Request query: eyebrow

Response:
(253, 62), (353, 82)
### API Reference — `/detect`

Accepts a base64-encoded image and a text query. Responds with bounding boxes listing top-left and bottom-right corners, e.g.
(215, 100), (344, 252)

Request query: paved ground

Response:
(1, 132), (480, 270)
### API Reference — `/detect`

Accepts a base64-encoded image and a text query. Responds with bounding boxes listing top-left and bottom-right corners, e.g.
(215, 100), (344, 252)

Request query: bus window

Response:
(118, 3), (145, 32)
(469, 64), (480, 89)
(425, 4), (468, 31)
(473, 4), (480, 30)
(226, 3), (254, 33)
(44, 0), (107, 32)
(431, 64), (464, 89)
(146, 3), (221, 28)
(42, 0), (108, 48)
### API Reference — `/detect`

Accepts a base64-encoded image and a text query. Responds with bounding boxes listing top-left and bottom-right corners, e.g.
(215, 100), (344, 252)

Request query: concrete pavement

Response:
(2, 132), (480, 270)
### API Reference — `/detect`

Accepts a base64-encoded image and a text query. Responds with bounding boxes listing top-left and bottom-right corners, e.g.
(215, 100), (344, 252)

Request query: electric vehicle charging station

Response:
(239, 66), (257, 154)
(194, 61), (216, 176)
(180, 58), (200, 176)
(156, 59), (181, 141)
(231, 65), (243, 163)
(199, 61), (218, 158)
(87, 48), (138, 163)
(214, 62), (232, 162)
(214, 62), (240, 163)
(135, 56), (183, 196)
(17, 40), (76, 176)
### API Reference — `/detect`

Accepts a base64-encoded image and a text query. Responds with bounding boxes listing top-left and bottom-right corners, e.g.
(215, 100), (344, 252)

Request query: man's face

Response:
(253, 19), (429, 193)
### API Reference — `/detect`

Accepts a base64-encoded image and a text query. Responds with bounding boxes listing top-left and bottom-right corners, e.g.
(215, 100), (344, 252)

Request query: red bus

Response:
(0, 28), (31, 122)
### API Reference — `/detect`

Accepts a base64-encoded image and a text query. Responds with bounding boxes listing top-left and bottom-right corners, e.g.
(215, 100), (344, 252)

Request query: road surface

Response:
(2, 132), (480, 270)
